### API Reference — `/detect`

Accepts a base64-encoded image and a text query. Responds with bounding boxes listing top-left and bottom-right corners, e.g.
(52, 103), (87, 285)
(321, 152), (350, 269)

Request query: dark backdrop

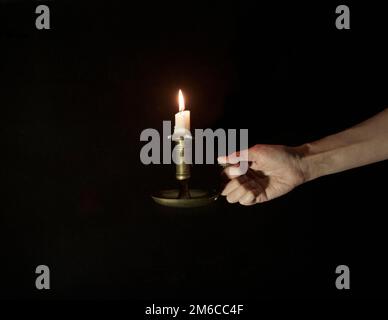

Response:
(1, 1), (387, 300)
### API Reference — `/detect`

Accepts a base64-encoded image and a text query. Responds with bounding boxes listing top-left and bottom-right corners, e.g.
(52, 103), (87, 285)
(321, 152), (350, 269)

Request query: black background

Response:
(1, 0), (387, 301)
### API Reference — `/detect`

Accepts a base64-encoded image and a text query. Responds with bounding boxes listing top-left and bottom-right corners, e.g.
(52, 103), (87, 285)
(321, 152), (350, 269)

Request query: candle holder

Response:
(152, 135), (219, 208)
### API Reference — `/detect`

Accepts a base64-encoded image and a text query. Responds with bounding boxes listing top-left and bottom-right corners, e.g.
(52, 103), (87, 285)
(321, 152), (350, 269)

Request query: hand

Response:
(218, 144), (307, 205)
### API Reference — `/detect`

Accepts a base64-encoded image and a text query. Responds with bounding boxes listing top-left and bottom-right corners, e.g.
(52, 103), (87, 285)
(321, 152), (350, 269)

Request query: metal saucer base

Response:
(152, 189), (219, 208)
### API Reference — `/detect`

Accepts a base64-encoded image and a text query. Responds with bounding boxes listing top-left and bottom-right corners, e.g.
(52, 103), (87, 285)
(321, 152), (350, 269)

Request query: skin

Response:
(218, 108), (388, 206)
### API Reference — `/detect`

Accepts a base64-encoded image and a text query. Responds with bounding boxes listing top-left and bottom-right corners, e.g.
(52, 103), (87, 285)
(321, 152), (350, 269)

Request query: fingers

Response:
(221, 176), (264, 206)
(217, 149), (250, 165)
(219, 145), (268, 206)
(223, 164), (250, 179)
(221, 175), (247, 196)
(218, 147), (258, 177)
(238, 190), (257, 206)
(226, 183), (252, 204)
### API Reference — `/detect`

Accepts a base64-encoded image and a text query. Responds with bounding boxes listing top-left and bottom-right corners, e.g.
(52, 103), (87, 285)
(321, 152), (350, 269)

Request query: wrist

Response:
(293, 143), (320, 183)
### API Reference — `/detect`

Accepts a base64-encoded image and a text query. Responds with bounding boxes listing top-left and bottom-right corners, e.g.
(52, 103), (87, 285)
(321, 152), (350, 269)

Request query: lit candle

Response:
(174, 89), (190, 136)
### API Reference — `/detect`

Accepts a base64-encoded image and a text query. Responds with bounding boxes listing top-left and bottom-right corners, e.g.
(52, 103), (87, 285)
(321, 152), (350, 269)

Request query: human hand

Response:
(218, 144), (307, 205)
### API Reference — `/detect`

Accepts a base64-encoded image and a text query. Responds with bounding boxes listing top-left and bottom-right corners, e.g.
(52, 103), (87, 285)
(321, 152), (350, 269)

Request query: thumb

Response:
(217, 149), (250, 165)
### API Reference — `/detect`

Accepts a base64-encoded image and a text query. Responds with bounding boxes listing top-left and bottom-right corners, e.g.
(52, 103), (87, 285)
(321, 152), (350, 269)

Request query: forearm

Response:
(299, 108), (388, 181)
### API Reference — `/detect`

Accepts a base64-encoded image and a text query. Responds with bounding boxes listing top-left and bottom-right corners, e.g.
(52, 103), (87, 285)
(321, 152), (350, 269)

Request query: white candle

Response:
(174, 89), (190, 136)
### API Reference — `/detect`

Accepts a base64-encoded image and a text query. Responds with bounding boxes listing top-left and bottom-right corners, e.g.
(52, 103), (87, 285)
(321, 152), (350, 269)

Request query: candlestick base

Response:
(152, 189), (219, 208)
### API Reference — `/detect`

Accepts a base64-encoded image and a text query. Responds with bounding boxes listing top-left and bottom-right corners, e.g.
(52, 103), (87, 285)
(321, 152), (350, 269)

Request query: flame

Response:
(178, 89), (185, 112)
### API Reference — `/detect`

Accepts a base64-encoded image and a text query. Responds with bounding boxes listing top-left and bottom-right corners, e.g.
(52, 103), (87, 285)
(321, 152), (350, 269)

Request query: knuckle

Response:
(251, 144), (262, 153)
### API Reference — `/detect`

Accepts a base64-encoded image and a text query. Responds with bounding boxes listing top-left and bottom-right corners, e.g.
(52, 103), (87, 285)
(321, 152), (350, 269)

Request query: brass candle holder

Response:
(152, 135), (219, 208)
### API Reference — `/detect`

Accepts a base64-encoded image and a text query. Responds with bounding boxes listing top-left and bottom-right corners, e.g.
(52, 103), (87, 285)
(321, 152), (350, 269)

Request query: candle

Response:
(174, 89), (190, 136)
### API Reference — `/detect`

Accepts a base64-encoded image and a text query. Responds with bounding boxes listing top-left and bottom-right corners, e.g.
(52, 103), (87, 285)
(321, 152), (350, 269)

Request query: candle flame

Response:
(178, 89), (185, 112)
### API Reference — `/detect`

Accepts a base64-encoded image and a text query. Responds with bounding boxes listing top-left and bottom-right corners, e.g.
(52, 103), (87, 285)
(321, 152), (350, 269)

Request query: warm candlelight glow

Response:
(178, 89), (185, 112)
(174, 89), (190, 136)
